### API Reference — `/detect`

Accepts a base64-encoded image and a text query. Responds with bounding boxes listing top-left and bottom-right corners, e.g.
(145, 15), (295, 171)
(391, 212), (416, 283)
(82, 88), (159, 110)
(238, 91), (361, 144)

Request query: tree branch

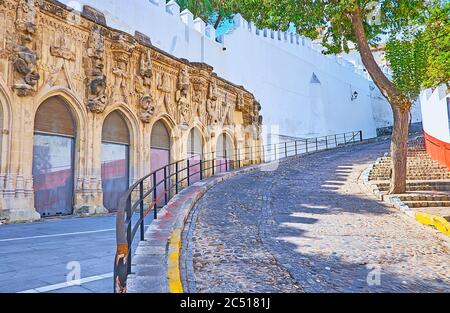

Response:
(349, 8), (402, 105)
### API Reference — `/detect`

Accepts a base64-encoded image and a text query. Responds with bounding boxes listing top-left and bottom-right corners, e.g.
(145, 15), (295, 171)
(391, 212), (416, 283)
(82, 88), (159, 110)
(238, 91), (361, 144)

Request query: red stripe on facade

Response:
(424, 131), (450, 171)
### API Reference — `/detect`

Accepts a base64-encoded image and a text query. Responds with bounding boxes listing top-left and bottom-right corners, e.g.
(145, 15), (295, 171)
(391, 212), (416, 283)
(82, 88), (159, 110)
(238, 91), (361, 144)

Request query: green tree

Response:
(422, 2), (450, 91)
(385, 32), (428, 102)
(180, 0), (449, 194)
(176, 0), (235, 29)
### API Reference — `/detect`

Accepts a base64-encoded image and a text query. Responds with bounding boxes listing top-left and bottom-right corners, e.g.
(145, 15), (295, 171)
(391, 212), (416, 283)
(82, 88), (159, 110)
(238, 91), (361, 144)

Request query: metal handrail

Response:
(113, 130), (363, 292)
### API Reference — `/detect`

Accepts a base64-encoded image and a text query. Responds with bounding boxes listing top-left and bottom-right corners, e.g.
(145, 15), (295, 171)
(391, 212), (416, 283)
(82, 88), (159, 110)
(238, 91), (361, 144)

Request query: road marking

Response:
(0, 225), (151, 242)
(0, 229), (115, 242)
(18, 272), (113, 293)
(167, 228), (183, 293)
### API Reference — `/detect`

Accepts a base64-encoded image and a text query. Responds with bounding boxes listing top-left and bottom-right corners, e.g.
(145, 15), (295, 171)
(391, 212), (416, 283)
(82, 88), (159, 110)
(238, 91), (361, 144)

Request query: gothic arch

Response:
(32, 96), (78, 216)
(0, 80), (12, 175)
(186, 126), (205, 157)
(33, 89), (88, 181)
(100, 108), (135, 212)
(33, 88), (87, 135)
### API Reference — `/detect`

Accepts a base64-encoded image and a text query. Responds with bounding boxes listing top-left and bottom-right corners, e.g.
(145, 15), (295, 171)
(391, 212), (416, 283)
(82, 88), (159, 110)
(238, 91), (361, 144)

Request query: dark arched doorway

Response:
(150, 120), (171, 205)
(101, 111), (130, 212)
(187, 127), (203, 183)
(32, 97), (75, 216)
(216, 133), (233, 173)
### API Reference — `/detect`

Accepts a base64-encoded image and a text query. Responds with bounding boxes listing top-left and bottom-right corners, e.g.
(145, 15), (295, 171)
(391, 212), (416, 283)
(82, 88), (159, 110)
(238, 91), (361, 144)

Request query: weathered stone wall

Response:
(0, 0), (262, 222)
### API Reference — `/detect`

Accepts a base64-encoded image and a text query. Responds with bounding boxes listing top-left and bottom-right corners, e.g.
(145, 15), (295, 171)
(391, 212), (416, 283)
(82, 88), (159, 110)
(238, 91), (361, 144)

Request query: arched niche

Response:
(150, 119), (172, 206)
(101, 110), (131, 212)
(216, 133), (233, 173)
(187, 127), (204, 183)
(32, 96), (76, 216)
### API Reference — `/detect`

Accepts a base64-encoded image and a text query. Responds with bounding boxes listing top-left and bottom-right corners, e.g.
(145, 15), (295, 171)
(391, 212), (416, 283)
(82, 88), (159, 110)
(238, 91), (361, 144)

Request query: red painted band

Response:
(423, 131), (450, 171)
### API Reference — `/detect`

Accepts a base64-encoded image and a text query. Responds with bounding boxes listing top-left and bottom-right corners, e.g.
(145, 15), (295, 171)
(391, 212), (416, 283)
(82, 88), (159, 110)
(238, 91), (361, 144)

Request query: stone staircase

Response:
(369, 137), (450, 222)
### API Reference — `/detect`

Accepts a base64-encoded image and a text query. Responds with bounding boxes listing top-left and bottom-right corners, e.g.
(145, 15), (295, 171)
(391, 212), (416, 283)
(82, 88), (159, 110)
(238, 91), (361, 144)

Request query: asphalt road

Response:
(0, 214), (152, 293)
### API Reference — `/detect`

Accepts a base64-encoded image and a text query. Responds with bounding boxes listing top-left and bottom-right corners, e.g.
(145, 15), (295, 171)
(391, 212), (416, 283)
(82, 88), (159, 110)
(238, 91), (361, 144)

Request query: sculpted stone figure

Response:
(224, 94), (235, 126)
(252, 100), (262, 124)
(112, 59), (129, 104)
(85, 27), (107, 113)
(176, 67), (191, 126)
(111, 34), (135, 105)
(135, 51), (154, 123)
(236, 92), (244, 111)
(157, 72), (174, 116)
(206, 80), (219, 126)
(12, 0), (40, 96)
(139, 50), (153, 87)
(139, 94), (155, 123)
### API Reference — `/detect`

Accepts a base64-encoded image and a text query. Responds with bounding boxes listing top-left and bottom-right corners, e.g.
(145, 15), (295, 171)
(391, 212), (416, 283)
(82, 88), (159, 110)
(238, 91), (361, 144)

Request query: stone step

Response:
(369, 175), (450, 181)
(403, 200), (450, 208)
(396, 193), (450, 202)
(375, 181), (450, 192)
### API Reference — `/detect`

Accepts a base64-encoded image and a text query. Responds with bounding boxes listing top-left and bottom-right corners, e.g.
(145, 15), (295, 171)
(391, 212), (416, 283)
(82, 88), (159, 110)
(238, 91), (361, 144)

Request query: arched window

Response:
(187, 128), (203, 183)
(150, 120), (171, 206)
(101, 111), (130, 212)
(32, 97), (76, 216)
(216, 133), (233, 173)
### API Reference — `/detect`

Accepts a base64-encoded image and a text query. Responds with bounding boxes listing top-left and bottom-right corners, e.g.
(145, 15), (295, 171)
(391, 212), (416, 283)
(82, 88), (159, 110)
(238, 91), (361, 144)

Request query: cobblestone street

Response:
(181, 141), (450, 293)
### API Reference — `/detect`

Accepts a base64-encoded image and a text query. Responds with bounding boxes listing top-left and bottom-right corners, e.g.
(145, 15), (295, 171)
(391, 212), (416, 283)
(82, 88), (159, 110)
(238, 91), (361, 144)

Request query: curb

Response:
(415, 213), (450, 236)
(359, 162), (450, 237)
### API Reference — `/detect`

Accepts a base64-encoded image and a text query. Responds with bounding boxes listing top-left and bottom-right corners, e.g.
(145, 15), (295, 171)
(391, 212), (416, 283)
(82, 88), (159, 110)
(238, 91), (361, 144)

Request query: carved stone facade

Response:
(0, 0), (262, 222)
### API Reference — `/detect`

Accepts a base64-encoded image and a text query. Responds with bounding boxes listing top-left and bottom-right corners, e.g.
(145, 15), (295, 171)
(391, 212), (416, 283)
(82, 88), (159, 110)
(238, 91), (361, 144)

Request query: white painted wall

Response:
(60, 0), (396, 140)
(420, 86), (450, 143)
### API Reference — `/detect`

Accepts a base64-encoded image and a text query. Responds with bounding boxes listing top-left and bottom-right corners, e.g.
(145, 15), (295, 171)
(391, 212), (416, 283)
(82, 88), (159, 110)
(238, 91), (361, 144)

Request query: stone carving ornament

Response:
(236, 92), (244, 111)
(175, 66), (191, 126)
(206, 80), (219, 126)
(192, 80), (207, 124)
(110, 34), (135, 105)
(135, 50), (155, 123)
(84, 26), (107, 113)
(157, 72), (174, 117)
(223, 93), (235, 126)
(12, 0), (41, 96)
(50, 35), (75, 61)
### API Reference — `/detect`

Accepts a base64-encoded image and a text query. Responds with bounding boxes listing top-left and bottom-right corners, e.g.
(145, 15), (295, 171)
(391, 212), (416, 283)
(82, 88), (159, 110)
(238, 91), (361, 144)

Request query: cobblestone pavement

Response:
(181, 141), (450, 293)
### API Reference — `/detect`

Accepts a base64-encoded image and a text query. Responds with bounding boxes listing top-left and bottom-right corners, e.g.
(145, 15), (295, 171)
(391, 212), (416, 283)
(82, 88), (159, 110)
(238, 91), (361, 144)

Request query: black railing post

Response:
(199, 158), (203, 180)
(164, 166), (168, 205)
(152, 173), (157, 219)
(187, 159), (190, 186)
(212, 152), (215, 176)
(315, 137), (318, 151)
(359, 131), (363, 142)
(306, 139), (308, 153)
(344, 133), (347, 144)
(325, 136), (328, 149)
(175, 162), (179, 194)
(285, 142), (287, 158)
(126, 196), (132, 274)
(225, 150), (228, 171)
(295, 140), (298, 155)
(139, 181), (144, 241)
(335, 134), (338, 147)
(237, 148), (241, 168)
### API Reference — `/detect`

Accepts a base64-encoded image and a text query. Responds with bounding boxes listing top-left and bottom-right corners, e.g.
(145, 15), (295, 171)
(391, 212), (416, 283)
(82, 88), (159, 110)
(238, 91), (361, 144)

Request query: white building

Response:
(60, 0), (414, 141)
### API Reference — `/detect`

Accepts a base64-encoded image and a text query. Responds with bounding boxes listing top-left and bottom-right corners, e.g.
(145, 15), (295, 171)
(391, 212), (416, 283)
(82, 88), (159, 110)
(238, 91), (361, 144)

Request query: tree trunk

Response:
(389, 105), (410, 194)
(349, 8), (411, 194)
(214, 15), (223, 29)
